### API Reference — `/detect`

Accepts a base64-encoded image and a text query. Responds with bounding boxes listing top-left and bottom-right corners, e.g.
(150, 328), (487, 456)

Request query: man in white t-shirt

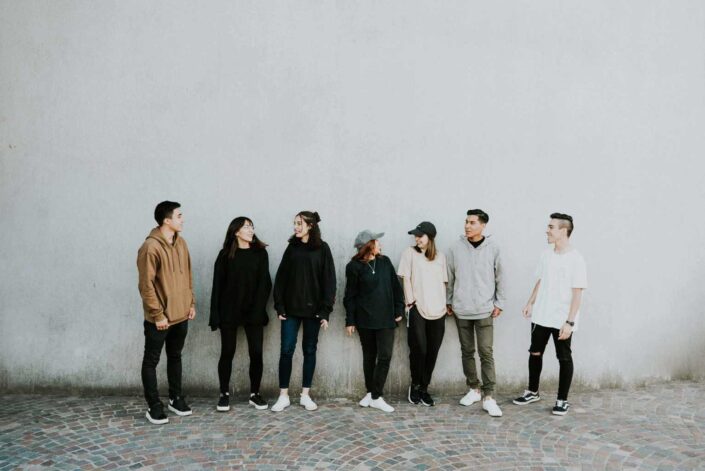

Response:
(513, 213), (587, 416)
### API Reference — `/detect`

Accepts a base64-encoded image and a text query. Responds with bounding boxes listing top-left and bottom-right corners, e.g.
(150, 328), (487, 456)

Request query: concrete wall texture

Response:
(2, 1), (704, 397)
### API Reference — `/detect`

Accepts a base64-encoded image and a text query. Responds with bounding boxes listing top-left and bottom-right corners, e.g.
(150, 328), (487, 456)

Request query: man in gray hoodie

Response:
(446, 209), (505, 417)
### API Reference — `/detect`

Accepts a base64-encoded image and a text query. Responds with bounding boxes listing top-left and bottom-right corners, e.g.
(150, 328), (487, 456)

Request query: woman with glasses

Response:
(209, 217), (272, 411)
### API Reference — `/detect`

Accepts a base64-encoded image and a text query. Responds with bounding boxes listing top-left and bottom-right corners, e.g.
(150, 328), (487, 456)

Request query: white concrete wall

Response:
(2, 1), (704, 396)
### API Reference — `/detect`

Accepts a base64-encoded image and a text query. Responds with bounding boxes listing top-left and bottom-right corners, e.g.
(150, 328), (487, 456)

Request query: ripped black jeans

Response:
(528, 323), (573, 401)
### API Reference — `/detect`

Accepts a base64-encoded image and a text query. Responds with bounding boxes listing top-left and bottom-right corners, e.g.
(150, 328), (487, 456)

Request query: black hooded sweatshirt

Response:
(273, 238), (336, 321)
(209, 247), (272, 330)
(343, 255), (404, 329)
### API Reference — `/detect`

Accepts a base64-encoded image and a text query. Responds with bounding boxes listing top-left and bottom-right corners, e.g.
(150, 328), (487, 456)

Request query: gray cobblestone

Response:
(1, 381), (704, 470)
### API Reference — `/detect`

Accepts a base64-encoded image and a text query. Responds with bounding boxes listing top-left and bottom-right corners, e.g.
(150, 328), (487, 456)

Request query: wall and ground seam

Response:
(2, 1), (704, 397)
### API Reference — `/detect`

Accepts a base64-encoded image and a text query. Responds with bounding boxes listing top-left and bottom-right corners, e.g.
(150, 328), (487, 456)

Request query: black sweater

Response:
(209, 247), (272, 330)
(343, 255), (404, 329)
(273, 239), (336, 321)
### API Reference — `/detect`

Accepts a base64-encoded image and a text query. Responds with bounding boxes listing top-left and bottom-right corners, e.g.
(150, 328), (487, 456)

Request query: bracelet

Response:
(565, 320), (575, 326)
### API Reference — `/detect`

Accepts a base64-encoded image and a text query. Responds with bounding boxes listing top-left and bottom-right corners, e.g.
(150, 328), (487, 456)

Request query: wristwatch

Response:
(565, 320), (575, 326)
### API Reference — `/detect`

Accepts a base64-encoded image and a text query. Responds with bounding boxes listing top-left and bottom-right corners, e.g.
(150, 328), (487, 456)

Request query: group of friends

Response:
(137, 202), (587, 425)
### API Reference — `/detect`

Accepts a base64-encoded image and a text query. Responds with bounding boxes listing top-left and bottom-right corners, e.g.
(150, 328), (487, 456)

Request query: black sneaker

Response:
(420, 391), (435, 407)
(168, 396), (193, 416)
(216, 393), (230, 412)
(552, 400), (570, 416)
(146, 402), (169, 425)
(408, 385), (422, 405)
(249, 393), (268, 410)
(513, 390), (541, 405)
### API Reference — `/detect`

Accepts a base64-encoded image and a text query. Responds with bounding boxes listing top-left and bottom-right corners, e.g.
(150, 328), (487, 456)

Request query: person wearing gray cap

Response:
(344, 230), (404, 413)
(397, 221), (449, 407)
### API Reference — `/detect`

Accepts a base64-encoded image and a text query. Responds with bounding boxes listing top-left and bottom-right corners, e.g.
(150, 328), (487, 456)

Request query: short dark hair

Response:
(550, 212), (574, 237)
(154, 201), (181, 226)
(466, 209), (489, 224)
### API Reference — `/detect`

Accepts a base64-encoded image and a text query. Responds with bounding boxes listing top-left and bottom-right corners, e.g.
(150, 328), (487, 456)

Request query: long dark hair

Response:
(222, 217), (267, 258)
(288, 211), (323, 248)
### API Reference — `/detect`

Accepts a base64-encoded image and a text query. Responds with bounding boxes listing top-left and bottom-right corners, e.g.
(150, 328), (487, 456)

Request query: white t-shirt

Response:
(532, 248), (588, 331)
(397, 247), (448, 320)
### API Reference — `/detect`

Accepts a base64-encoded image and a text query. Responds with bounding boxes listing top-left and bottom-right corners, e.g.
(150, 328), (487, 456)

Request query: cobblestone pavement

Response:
(1, 381), (703, 470)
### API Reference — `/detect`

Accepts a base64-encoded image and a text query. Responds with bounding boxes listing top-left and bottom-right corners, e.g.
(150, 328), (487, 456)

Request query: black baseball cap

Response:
(408, 221), (437, 238)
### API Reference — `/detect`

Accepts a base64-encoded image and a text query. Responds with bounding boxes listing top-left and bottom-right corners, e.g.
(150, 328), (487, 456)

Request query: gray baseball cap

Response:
(354, 230), (384, 249)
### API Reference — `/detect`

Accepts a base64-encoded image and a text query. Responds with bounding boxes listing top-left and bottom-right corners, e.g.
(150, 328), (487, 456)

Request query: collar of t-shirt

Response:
(468, 237), (485, 248)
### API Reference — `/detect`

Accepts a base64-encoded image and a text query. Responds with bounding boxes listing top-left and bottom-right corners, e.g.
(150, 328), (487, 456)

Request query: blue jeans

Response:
(278, 316), (321, 389)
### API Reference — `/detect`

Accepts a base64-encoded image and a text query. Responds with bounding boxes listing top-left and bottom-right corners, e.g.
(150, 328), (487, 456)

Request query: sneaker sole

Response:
(420, 401), (434, 407)
(249, 400), (268, 410)
(512, 397), (541, 405)
(459, 399), (479, 406)
(168, 404), (193, 416)
(552, 409), (568, 416)
(145, 412), (169, 425)
(483, 408), (503, 417)
(271, 401), (290, 412)
(407, 387), (420, 405)
(216, 405), (230, 412)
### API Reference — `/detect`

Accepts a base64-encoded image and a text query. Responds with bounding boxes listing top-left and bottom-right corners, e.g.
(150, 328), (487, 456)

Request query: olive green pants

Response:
(455, 316), (495, 396)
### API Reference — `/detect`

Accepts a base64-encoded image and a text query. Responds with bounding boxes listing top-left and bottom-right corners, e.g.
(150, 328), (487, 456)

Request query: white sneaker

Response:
(359, 393), (372, 407)
(482, 398), (503, 417)
(370, 397), (395, 413)
(300, 394), (318, 411)
(271, 395), (290, 412)
(459, 389), (482, 406)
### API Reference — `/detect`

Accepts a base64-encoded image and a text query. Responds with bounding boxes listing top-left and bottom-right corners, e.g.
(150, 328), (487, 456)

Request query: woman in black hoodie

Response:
(271, 211), (336, 412)
(209, 217), (272, 412)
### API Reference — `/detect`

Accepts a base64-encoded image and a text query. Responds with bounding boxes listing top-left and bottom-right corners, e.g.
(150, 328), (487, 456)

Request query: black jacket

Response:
(273, 239), (336, 321)
(343, 255), (404, 329)
(209, 247), (272, 330)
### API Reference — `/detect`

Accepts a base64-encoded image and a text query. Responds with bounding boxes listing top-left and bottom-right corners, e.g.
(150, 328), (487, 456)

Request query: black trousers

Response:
(528, 323), (574, 401)
(407, 307), (446, 390)
(141, 320), (188, 408)
(357, 327), (395, 399)
(218, 324), (264, 394)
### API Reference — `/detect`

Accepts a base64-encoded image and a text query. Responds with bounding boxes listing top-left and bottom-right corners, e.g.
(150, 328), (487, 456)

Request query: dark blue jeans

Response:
(278, 316), (321, 389)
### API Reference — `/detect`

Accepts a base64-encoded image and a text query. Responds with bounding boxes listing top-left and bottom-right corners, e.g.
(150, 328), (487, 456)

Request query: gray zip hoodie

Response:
(446, 235), (505, 319)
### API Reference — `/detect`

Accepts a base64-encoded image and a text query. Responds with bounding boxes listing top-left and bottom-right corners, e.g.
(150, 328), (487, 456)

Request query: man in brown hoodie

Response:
(137, 201), (196, 425)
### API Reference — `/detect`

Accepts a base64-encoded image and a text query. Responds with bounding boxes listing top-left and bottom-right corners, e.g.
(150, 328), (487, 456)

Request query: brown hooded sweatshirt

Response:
(137, 227), (195, 325)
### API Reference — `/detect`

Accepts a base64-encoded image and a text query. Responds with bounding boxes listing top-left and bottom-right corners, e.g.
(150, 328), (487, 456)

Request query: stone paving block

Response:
(1, 382), (705, 469)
